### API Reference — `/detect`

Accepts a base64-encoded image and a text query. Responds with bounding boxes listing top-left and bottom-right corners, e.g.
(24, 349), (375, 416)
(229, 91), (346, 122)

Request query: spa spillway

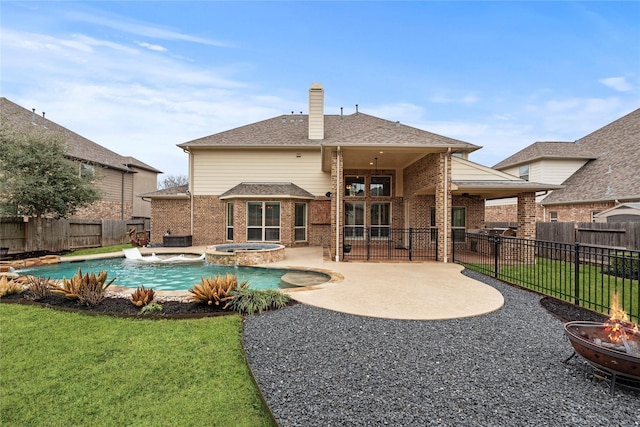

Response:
(205, 243), (285, 266)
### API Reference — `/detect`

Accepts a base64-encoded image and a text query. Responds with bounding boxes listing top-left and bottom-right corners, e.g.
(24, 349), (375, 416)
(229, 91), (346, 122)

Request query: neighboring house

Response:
(486, 108), (640, 223)
(146, 83), (557, 262)
(0, 97), (161, 220)
(594, 203), (640, 223)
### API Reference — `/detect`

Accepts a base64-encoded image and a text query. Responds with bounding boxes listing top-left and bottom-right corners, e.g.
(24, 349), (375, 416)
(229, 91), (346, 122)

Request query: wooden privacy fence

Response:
(0, 217), (149, 253)
(536, 222), (640, 250)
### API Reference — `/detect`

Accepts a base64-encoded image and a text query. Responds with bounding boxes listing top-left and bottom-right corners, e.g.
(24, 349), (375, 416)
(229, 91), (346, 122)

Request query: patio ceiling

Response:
(322, 146), (449, 172)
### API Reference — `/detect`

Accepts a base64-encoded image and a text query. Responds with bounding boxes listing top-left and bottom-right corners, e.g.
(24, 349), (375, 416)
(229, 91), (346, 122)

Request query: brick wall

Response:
(72, 201), (133, 221)
(487, 201), (616, 223)
(543, 202), (615, 223)
(517, 192), (536, 239)
(150, 199), (191, 244)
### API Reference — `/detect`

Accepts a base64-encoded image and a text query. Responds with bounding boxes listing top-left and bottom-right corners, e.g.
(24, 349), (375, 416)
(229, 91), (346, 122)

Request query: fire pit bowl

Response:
(564, 321), (640, 392)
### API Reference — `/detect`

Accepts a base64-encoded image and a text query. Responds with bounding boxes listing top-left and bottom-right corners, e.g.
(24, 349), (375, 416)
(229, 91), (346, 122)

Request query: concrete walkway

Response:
(265, 246), (504, 320)
(64, 245), (504, 320)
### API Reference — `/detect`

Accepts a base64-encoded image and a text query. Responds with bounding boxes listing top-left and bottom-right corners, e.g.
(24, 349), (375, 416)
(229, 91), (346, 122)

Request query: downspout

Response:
(188, 149), (194, 236)
(335, 146), (341, 262)
(121, 171), (125, 220)
(443, 148), (450, 263)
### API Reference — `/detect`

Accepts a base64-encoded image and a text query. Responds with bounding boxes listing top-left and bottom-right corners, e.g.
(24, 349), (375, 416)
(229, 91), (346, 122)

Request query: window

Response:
(294, 203), (307, 241)
(370, 176), (391, 197)
(247, 202), (280, 241)
(345, 176), (365, 197)
(591, 210), (601, 223)
(344, 202), (365, 238)
(226, 203), (234, 241)
(550, 211), (558, 222)
(370, 203), (391, 238)
(80, 163), (95, 180)
(519, 164), (530, 181)
(452, 207), (466, 243)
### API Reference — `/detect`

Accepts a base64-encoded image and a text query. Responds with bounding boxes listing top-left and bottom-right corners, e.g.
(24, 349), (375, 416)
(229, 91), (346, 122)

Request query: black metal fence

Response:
(343, 228), (437, 261)
(454, 232), (640, 323)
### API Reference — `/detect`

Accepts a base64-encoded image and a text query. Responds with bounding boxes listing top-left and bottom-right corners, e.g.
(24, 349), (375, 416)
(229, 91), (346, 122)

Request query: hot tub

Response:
(205, 243), (285, 266)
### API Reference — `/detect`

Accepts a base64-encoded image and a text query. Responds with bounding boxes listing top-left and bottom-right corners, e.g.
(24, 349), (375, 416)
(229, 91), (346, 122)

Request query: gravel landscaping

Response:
(242, 269), (640, 427)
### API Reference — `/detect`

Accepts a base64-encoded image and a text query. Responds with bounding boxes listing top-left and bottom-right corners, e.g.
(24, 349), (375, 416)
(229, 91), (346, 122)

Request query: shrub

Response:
(229, 288), (291, 315)
(24, 276), (53, 300)
(131, 285), (156, 307)
(189, 274), (248, 308)
(609, 251), (640, 279)
(140, 301), (163, 315)
(0, 276), (25, 297)
(51, 268), (116, 307)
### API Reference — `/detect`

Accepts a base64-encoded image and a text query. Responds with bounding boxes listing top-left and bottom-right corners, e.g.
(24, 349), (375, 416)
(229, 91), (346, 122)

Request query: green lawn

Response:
(0, 304), (275, 427)
(462, 256), (639, 322)
(63, 244), (134, 257)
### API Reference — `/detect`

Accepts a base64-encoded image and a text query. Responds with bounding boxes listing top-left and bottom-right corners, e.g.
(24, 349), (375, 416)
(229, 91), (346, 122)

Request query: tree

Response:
(159, 174), (188, 190)
(0, 125), (101, 249)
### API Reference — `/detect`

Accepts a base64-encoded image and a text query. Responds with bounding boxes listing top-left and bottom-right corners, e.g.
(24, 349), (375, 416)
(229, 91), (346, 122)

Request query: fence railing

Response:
(454, 232), (640, 323)
(343, 227), (438, 261)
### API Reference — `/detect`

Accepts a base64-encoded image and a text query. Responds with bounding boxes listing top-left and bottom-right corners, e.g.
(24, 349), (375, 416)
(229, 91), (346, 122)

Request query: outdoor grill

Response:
(563, 321), (640, 394)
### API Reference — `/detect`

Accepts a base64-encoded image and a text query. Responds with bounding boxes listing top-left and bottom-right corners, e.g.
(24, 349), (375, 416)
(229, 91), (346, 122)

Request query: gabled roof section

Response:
(219, 182), (315, 200)
(0, 97), (162, 173)
(449, 157), (562, 199)
(178, 113), (481, 153)
(493, 141), (596, 170)
(141, 184), (189, 199)
(541, 108), (640, 205)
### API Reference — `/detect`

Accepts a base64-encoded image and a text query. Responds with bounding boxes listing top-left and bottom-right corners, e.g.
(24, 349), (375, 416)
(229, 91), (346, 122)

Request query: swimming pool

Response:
(16, 257), (330, 291)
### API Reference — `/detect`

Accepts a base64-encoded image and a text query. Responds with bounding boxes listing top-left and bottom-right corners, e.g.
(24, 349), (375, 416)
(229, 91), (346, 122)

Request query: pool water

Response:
(17, 257), (329, 291)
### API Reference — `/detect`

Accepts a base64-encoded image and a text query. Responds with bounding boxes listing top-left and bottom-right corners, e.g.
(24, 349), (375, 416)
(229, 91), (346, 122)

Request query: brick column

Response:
(517, 192), (536, 240)
(435, 152), (451, 261)
(330, 150), (343, 261)
(517, 191), (536, 264)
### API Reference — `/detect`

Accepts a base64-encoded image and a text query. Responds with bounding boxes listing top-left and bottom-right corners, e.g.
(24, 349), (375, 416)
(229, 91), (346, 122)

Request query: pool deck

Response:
(66, 245), (503, 320)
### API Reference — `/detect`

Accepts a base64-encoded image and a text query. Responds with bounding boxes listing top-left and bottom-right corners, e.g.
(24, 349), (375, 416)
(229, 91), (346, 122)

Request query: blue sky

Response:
(2, 1), (639, 179)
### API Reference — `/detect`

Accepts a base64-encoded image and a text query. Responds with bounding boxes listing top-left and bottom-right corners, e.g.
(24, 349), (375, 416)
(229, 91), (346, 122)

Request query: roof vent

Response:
(606, 165), (613, 174)
(605, 185), (613, 196)
(395, 121), (400, 127)
(41, 112), (46, 128)
(31, 108), (36, 124)
(355, 104), (359, 115)
(340, 107), (343, 121)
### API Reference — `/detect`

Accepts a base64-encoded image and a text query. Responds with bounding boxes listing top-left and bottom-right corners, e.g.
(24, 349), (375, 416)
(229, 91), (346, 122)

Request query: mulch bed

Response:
(0, 292), (236, 319)
(539, 296), (609, 323)
(2, 290), (609, 323)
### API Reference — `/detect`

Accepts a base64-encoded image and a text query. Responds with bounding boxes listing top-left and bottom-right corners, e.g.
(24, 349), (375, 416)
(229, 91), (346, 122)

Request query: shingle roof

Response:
(0, 97), (161, 173)
(178, 113), (481, 152)
(541, 108), (640, 205)
(141, 184), (189, 198)
(219, 182), (315, 199)
(492, 141), (597, 169)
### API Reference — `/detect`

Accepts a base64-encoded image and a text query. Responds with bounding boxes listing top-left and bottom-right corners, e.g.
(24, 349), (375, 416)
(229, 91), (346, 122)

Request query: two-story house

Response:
(147, 83), (557, 261)
(0, 97), (161, 220)
(486, 108), (640, 223)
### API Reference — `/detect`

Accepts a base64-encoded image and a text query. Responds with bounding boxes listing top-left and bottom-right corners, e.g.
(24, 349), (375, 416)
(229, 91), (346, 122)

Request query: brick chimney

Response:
(308, 82), (324, 140)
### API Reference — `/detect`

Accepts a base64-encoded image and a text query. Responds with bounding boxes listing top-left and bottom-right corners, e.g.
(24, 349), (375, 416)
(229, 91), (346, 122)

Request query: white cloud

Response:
(600, 76), (633, 92)
(64, 9), (232, 48)
(429, 93), (479, 105)
(136, 41), (167, 52)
